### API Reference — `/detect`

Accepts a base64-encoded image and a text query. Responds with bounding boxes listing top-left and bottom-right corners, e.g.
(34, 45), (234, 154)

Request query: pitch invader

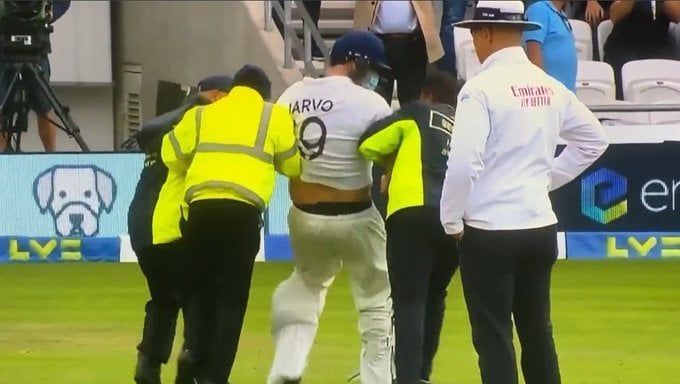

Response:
(267, 31), (394, 384)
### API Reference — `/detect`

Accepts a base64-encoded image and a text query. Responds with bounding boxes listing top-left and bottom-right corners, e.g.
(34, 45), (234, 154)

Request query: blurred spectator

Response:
(272, 1), (323, 60)
(573, 1), (612, 60)
(524, 0), (578, 91)
(354, 0), (444, 106)
(438, 0), (469, 75)
(573, 0), (611, 26)
(604, 0), (680, 99)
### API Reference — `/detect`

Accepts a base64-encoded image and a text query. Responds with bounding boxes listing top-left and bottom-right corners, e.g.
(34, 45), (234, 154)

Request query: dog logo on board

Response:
(33, 165), (117, 237)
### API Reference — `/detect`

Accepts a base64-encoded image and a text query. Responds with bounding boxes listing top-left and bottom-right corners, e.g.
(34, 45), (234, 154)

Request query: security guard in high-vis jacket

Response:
(358, 71), (462, 384)
(162, 65), (301, 384)
(128, 76), (233, 384)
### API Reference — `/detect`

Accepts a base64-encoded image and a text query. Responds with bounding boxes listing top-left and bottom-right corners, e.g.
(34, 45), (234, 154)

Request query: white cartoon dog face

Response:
(33, 166), (117, 237)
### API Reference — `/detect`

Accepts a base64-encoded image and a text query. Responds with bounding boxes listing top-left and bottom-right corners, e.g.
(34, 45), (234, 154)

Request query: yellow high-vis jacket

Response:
(129, 94), (212, 249)
(161, 86), (301, 212)
(358, 101), (455, 218)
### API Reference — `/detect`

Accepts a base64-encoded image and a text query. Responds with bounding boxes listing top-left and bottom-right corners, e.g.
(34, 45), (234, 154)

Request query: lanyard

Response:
(557, 8), (572, 32)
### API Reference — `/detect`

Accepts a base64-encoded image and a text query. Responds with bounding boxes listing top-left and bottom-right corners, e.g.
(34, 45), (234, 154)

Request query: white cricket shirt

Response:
(440, 47), (608, 234)
(277, 76), (392, 190)
(372, 0), (419, 34)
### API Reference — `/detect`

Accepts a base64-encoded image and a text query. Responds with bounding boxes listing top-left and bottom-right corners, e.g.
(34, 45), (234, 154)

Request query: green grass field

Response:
(0, 261), (679, 383)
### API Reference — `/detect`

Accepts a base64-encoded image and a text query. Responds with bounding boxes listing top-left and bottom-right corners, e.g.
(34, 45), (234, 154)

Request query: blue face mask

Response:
(361, 71), (380, 91)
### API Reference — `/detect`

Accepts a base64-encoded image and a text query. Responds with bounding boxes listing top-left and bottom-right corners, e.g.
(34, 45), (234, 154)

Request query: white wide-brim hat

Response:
(454, 0), (542, 31)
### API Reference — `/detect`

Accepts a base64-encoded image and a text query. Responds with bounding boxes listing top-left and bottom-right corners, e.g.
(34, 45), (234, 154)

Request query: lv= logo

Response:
(607, 236), (680, 258)
(8, 239), (83, 261)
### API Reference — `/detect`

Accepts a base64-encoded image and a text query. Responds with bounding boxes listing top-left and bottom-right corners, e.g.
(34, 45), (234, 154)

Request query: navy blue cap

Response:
(330, 31), (388, 68)
(197, 75), (233, 92)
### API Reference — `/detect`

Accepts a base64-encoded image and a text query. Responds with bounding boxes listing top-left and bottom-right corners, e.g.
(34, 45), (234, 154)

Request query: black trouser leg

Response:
(513, 227), (561, 384)
(387, 208), (458, 384)
(421, 229), (459, 381)
(380, 31), (428, 106)
(184, 199), (262, 384)
(302, 0), (322, 56)
(387, 210), (431, 384)
(273, 1), (285, 36)
(460, 227), (518, 384)
(136, 242), (184, 364)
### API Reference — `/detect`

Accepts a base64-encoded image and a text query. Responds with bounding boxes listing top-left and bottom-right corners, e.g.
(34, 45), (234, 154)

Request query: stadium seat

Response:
(597, 20), (613, 62)
(622, 59), (680, 103)
(454, 27), (473, 80)
(576, 60), (616, 104)
(570, 19), (593, 61)
(594, 100), (651, 126)
(649, 99), (680, 125)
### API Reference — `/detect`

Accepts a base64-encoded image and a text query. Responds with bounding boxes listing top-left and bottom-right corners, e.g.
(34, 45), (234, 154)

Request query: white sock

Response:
(267, 324), (317, 384)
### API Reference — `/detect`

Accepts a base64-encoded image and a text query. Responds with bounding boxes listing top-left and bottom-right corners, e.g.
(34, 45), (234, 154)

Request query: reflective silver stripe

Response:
(185, 180), (265, 210)
(195, 143), (274, 163)
(254, 102), (274, 150)
(168, 131), (187, 162)
(274, 143), (298, 163)
(194, 107), (204, 148)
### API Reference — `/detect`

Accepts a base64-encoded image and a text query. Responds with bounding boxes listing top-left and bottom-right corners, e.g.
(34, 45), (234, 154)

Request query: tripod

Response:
(0, 60), (89, 152)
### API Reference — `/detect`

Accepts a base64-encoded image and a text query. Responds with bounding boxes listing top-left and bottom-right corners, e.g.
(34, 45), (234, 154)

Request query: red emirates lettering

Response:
(520, 96), (552, 107)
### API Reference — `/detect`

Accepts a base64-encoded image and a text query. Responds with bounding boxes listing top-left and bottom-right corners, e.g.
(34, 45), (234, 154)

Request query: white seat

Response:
(595, 101), (651, 126)
(454, 27), (473, 80)
(576, 60), (616, 104)
(570, 19), (593, 61)
(622, 59), (680, 103)
(649, 98), (680, 125)
(597, 20), (613, 61)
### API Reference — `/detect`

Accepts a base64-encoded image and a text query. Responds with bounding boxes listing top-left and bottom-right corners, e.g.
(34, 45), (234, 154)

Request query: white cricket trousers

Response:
(267, 204), (393, 384)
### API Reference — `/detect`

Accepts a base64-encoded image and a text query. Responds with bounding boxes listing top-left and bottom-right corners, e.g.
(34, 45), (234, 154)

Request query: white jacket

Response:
(440, 47), (608, 234)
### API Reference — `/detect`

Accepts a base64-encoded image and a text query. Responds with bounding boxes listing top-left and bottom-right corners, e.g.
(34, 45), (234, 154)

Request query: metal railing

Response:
(588, 104), (680, 113)
(586, 103), (680, 125)
(263, 0), (331, 77)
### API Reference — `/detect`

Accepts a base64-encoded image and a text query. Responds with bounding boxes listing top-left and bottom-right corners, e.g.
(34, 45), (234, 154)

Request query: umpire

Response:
(128, 75), (233, 384)
(162, 65), (301, 384)
(441, 1), (608, 384)
(358, 71), (461, 384)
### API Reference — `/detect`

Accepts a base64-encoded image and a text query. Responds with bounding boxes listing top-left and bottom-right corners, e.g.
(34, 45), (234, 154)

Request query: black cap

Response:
(197, 75), (233, 92)
(232, 65), (272, 100)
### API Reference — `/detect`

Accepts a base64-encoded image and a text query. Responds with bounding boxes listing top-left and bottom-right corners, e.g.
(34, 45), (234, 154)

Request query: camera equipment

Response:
(0, 0), (88, 152)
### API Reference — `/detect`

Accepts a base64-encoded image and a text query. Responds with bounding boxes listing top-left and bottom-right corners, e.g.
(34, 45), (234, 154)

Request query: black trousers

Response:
(136, 240), (186, 364)
(460, 225), (561, 384)
(377, 31), (428, 106)
(182, 199), (262, 384)
(386, 207), (459, 384)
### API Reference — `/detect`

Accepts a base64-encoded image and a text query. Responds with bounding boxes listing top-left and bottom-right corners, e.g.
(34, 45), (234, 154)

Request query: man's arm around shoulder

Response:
(271, 104), (301, 178)
(358, 108), (408, 165)
(160, 106), (201, 174)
